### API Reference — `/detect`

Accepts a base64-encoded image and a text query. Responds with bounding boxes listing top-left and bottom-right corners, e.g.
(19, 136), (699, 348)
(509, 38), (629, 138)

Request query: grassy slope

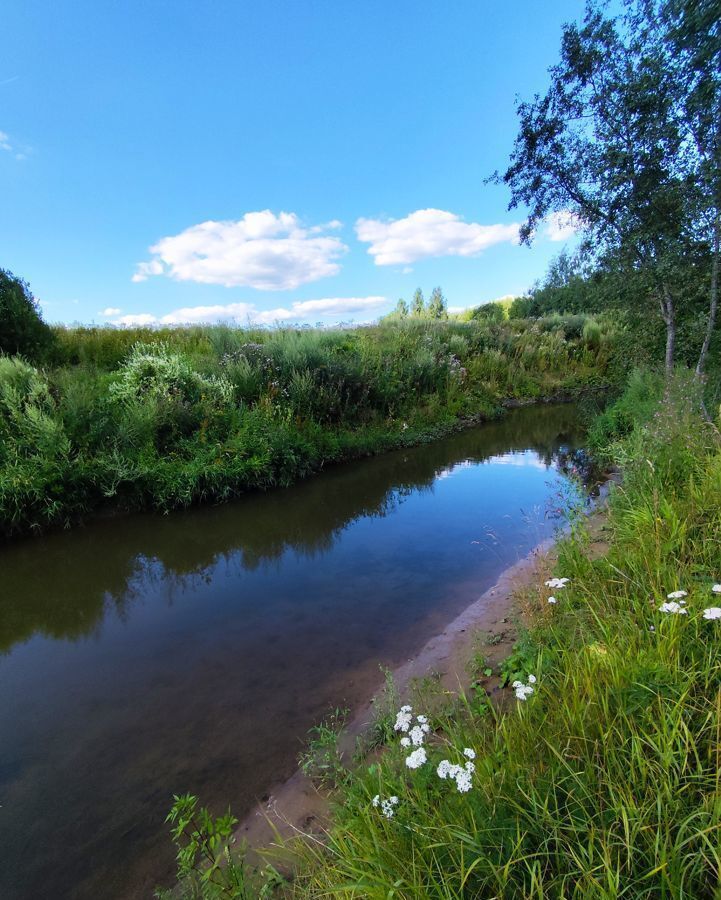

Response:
(286, 370), (721, 898)
(0, 315), (615, 537)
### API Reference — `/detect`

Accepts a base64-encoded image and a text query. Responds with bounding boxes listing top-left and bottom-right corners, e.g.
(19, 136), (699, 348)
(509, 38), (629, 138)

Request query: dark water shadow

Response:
(0, 403), (587, 899)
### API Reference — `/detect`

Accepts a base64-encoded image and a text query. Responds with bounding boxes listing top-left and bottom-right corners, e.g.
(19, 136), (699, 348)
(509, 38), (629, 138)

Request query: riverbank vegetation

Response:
(280, 372), (721, 898)
(0, 306), (617, 538)
(160, 369), (721, 898)
(150, 0), (721, 893)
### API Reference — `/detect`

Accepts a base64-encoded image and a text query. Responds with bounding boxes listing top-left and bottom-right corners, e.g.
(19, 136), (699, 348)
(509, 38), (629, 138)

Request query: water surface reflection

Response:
(1, 404), (586, 899)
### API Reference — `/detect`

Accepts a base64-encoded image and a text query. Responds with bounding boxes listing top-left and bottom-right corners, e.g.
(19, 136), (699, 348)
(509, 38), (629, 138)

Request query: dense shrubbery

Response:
(274, 371), (721, 898)
(0, 269), (54, 360)
(498, 251), (719, 384)
(0, 316), (618, 537)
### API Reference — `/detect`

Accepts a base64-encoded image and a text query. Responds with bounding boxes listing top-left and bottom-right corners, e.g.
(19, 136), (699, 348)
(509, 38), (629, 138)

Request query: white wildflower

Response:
(400, 737), (411, 748)
(702, 607), (721, 620)
(408, 725), (426, 747)
(463, 748), (476, 760)
(513, 675), (536, 700)
(416, 715), (428, 724)
(712, 584), (721, 594)
(547, 596), (558, 604)
(394, 707), (413, 732)
(455, 770), (472, 793)
(405, 747), (427, 769)
(437, 757), (475, 793)
(545, 577), (570, 589)
(666, 590), (688, 600)
(658, 601), (688, 614)
(373, 795), (399, 819)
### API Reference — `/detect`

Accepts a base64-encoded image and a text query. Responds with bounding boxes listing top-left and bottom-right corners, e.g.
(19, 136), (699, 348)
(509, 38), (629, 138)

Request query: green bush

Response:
(0, 318), (620, 536)
(0, 269), (54, 360)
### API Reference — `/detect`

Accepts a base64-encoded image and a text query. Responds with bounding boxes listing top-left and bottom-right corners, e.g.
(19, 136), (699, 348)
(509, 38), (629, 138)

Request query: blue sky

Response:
(1, 1), (586, 327)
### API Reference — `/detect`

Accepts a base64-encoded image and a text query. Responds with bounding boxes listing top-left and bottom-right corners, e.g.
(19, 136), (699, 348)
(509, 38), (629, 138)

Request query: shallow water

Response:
(0, 404), (587, 899)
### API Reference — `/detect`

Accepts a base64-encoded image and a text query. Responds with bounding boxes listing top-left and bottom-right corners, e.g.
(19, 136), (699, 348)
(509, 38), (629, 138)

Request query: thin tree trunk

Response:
(660, 283), (676, 373)
(695, 217), (720, 378)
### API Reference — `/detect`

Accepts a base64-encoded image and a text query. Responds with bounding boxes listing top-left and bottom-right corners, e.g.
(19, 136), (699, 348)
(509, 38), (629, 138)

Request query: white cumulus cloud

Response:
(545, 211), (582, 242)
(111, 296), (388, 328)
(355, 208), (520, 266)
(132, 211), (347, 290)
(99, 307), (122, 316)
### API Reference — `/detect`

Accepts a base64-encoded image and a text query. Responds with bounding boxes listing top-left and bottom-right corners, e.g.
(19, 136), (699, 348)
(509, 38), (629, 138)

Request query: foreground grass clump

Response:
(0, 315), (616, 537)
(284, 371), (721, 898)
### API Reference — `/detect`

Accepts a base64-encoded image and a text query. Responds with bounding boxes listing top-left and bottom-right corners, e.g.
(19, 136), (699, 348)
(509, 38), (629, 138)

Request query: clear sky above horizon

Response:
(1, 1), (588, 327)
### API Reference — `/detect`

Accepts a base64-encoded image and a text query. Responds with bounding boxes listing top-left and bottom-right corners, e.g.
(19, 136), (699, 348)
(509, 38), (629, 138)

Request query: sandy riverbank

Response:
(234, 488), (613, 862)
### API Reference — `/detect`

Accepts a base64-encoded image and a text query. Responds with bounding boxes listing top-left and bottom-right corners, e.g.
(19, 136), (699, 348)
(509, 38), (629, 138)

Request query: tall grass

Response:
(286, 370), (721, 898)
(0, 316), (619, 537)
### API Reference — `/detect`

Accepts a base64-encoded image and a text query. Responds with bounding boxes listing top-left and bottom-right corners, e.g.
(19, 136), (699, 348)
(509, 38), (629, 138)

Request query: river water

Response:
(0, 403), (588, 898)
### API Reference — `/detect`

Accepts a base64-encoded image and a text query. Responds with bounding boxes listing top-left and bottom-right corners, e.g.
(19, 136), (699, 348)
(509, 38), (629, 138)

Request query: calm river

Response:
(1, 403), (588, 898)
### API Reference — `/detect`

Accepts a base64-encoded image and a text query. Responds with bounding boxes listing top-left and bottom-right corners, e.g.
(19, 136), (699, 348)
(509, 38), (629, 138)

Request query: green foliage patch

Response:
(0, 316), (617, 537)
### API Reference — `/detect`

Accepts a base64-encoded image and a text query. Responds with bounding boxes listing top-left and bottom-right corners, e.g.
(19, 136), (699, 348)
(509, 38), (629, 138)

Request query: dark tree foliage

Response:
(659, 0), (721, 375)
(497, 0), (718, 372)
(0, 269), (53, 360)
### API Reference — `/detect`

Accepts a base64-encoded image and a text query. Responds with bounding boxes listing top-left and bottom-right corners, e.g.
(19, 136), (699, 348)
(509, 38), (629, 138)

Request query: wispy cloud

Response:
(0, 128), (29, 160)
(132, 211), (348, 291)
(545, 211), (581, 242)
(355, 208), (520, 266)
(112, 296), (388, 328)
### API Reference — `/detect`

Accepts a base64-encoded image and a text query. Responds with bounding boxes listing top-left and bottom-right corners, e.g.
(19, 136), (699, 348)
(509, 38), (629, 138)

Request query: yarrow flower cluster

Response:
(658, 600), (687, 614)
(437, 748), (476, 793)
(405, 747), (427, 769)
(512, 673), (536, 701)
(394, 705), (431, 768)
(547, 596), (558, 605)
(394, 705), (413, 733)
(654, 584), (721, 621)
(545, 577), (570, 589)
(372, 794), (399, 819)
